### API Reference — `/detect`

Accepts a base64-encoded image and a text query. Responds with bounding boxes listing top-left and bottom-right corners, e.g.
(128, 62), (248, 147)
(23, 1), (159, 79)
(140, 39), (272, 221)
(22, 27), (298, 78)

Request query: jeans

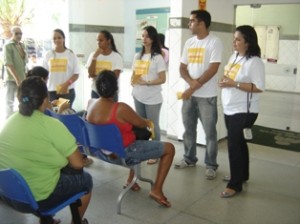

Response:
(48, 89), (75, 108)
(133, 97), (162, 141)
(37, 171), (92, 210)
(225, 113), (258, 192)
(5, 81), (18, 118)
(182, 96), (218, 169)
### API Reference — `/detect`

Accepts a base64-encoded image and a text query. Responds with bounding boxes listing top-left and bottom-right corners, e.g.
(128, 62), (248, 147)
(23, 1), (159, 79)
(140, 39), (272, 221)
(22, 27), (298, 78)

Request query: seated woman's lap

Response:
(124, 140), (164, 165)
(37, 171), (93, 210)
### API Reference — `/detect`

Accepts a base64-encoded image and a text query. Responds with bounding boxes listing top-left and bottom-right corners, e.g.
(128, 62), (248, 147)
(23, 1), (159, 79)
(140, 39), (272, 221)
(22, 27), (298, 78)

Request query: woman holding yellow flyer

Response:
(42, 29), (80, 107)
(131, 26), (167, 165)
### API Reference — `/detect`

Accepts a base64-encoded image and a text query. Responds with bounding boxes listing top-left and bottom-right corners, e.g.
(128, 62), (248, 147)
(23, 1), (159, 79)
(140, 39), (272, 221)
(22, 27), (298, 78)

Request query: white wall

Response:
(68, 0), (124, 26)
(207, 0), (234, 23)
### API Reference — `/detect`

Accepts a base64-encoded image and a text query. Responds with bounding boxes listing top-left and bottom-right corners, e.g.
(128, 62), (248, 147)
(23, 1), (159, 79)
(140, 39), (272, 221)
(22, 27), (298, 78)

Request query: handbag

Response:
(132, 126), (152, 140)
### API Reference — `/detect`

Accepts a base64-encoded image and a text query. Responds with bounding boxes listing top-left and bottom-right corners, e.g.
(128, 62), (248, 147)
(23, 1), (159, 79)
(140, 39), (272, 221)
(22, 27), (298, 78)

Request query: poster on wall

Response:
(265, 26), (280, 62)
(254, 25), (280, 62)
(136, 7), (170, 52)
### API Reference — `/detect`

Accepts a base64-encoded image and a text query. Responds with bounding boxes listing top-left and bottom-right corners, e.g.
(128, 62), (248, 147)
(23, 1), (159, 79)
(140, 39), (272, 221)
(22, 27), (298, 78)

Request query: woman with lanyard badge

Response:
(43, 29), (80, 108)
(219, 25), (265, 198)
(131, 26), (167, 166)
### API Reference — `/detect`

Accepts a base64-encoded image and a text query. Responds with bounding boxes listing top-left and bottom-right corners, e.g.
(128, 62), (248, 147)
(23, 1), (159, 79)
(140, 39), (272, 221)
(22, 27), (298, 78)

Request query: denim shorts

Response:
(37, 170), (93, 210)
(124, 140), (164, 165)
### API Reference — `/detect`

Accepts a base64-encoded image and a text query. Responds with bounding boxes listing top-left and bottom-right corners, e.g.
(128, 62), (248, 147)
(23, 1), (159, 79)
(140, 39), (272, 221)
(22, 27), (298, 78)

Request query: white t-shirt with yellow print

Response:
(221, 53), (265, 115)
(180, 34), (223, 97)
(86, 51), (123, 92)
(132, 53), (166, 105)
(43, 49), (80, 91)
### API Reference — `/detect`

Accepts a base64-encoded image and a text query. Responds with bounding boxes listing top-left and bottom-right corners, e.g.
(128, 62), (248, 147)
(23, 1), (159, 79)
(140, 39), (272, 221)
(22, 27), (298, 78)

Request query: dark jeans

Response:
(225, 113), (258, 192)
(37, 170), (92, 210)
(48, 88), (76, 108)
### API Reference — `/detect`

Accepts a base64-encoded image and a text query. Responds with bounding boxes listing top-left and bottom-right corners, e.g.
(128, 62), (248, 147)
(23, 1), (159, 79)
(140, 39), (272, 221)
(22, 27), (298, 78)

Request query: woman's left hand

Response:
(219, 76), (235, 88)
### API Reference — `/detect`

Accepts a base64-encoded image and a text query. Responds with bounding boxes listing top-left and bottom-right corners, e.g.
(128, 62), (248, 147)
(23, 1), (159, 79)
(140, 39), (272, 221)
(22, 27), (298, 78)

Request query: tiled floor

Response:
(1, 136), (300, 224)
(1, 77), (300, 224)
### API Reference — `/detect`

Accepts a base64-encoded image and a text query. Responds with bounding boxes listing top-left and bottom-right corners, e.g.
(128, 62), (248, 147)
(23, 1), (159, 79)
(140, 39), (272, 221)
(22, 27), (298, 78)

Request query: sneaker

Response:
(174, 159), (195, 169)
(205, 168), (217, 180)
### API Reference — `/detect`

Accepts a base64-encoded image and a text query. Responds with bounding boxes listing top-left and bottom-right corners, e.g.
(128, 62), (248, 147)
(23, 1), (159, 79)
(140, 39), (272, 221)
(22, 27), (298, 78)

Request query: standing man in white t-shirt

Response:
(174, 10), (223, 180)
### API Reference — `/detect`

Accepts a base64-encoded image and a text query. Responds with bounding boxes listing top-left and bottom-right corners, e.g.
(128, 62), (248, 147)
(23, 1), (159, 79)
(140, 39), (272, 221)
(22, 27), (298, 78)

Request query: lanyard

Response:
(225, 53), (244, 77)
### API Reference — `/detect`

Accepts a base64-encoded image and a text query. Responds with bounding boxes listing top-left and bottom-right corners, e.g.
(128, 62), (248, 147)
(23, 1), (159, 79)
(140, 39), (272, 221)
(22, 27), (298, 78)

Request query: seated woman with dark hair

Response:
(86, 70), (175, 207)
(0, 77), (93, 224)
(27, 66), (73, 114)
(27, 66), (94, 167)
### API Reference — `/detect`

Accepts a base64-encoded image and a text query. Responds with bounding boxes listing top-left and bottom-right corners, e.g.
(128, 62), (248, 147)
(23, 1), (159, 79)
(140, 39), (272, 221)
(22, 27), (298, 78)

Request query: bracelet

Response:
(236, 82), (240, 88)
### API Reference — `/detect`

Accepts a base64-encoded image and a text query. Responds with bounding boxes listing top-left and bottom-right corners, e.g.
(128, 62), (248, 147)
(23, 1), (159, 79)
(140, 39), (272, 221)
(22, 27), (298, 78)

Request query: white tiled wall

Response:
(265, 40), (299, 93)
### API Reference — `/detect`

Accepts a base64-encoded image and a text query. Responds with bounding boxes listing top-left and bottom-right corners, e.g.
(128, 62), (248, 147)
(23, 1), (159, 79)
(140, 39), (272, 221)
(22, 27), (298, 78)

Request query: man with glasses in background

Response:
(3, 26), (28, 118)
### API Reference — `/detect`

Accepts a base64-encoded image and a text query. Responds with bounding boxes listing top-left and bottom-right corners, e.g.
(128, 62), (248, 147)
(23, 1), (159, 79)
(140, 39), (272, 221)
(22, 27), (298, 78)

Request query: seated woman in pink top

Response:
(86, 70), (175, 207)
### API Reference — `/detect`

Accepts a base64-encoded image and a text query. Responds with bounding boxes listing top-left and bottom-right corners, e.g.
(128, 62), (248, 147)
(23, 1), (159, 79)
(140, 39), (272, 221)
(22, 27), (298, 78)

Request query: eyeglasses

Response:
(14, 32), (23, 35)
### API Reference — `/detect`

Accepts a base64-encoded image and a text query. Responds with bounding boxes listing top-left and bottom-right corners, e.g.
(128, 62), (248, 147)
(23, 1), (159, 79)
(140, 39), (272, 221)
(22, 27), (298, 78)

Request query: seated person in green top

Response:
(0, 77), (93, 224)
(27, 66), (93, 167)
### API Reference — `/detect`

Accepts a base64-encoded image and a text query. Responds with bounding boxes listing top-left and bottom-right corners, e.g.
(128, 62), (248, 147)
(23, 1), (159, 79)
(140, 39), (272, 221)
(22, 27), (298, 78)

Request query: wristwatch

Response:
(236, 82), (240, 88)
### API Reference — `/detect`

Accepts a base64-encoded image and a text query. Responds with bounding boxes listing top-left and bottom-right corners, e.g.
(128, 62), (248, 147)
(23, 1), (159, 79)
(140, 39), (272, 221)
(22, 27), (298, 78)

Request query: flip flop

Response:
(147, 159), (158, 165)
(220, 189), (237, 198)
(149, 192), (171, 207)
(123, 182), (141, 191)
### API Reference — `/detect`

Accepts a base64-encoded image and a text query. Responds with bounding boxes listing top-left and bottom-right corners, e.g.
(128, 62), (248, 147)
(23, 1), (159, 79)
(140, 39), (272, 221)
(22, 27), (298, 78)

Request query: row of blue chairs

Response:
(45, 109), (154, 214)
(0, 109), (153, 223)
(0, 168), (86, 224)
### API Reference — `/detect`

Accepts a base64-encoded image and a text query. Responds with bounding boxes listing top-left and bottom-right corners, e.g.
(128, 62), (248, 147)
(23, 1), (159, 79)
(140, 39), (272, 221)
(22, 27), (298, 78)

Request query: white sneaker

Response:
(205, 168), (217, 180)
(174, 159), (196, 169)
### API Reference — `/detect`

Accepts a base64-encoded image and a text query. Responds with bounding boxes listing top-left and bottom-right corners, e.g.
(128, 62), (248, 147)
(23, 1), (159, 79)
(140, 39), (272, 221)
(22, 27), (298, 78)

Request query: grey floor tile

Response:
(1, 137), (300, 224)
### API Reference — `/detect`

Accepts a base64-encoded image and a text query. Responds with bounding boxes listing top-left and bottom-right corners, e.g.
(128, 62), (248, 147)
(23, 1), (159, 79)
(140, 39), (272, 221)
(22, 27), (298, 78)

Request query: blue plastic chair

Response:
(45, 110), (89, 154)
(84, 121), (154, 214)
(0, 168), (86, 224)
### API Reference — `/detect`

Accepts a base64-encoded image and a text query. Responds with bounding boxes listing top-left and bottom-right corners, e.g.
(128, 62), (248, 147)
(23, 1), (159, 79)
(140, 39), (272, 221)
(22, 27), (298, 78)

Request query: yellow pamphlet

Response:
(56, 97), (70, 107)
(177, 92), (183, 100)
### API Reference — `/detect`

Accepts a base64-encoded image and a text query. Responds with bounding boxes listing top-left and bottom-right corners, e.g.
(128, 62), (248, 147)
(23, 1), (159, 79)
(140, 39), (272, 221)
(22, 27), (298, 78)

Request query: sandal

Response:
(149, 192), (171, 207)
(220, 188), (237, 198)
(147, 159), (158, 165)
(123, 182), (141, 191)
(83, 157), (93, 167)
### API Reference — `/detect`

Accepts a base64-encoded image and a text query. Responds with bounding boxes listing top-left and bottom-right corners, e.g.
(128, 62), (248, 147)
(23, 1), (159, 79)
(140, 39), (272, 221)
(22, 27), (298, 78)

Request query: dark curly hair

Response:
(95, 70), (118, 98)
(17, 77), (48, 116)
